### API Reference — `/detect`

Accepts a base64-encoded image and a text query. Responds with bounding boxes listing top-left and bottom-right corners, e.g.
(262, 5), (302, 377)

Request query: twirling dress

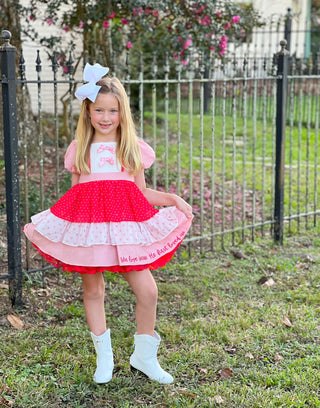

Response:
(23, 139), (192, 274)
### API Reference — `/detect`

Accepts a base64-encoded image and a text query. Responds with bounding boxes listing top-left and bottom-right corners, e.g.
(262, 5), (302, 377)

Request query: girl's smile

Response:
(89, 93), (120, 142)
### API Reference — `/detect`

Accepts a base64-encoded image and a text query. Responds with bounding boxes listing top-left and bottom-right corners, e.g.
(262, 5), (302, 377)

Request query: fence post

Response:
(284, 8), (292, 53)
(0, 30), (23, 307)
(274, 40), (289, 244)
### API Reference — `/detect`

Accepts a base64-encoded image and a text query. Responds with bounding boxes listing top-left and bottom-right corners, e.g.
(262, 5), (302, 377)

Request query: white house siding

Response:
(20, 0), (83, 114)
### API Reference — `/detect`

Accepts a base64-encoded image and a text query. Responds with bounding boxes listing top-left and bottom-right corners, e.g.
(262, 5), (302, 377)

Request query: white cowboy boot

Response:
(90, 329), (114, 384)
(130, 331), (174, 384)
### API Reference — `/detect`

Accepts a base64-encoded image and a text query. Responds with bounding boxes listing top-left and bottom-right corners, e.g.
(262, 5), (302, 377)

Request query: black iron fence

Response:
(0, 26), (319, 307)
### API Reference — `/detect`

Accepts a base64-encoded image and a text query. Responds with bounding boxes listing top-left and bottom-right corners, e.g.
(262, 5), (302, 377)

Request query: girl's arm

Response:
(134, 170), (193, 219)
(72, 173), (80, 187)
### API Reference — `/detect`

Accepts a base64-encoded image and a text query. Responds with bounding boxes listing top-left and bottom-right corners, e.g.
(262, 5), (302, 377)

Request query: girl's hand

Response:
(174, 196), (193, 219)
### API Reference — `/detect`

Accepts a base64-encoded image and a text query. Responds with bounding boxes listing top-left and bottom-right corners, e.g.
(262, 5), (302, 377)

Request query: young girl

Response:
(24, 63), (193, 385)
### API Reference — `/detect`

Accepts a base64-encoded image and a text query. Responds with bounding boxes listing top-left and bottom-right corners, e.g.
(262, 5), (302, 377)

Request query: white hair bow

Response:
(75, 63), (109, 102)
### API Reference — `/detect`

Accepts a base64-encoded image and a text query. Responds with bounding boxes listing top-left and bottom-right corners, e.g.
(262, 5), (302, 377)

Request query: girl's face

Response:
(88, 93), (120, 142)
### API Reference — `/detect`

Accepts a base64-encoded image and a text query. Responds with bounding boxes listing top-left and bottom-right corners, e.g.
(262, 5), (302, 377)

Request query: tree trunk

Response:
(0, 0), (37, 155)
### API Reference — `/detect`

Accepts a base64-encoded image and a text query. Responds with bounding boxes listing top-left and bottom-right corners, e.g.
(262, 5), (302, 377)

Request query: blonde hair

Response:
(74, 76), (142, 175)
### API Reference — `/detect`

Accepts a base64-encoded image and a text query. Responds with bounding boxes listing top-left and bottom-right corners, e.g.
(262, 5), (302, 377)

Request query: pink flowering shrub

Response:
(20, 0), (263, 70)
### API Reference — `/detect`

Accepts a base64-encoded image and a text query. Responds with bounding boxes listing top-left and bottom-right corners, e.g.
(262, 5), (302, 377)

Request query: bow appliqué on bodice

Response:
(97, 145), (115, 154)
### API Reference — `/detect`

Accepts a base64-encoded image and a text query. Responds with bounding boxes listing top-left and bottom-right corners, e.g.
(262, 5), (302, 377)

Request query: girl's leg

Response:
(81, 272), (106, 336)
(82, 272), (114, 384)
(121, 268), (158, 336)
(123, 268), (174, 384)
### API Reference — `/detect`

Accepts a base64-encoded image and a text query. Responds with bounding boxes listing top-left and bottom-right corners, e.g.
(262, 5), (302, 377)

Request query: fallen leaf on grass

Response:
(299, 254), (315, 263)
(224, 343), (237, 353)
(219, 368), (233, 379)
(263, 278), (276, 287)
(178, 389), (196, 398)
(274, 351), (284, 362)
(134, 398), (145, 404)
(0, 396), (14, 407)
(0, 282), (9, 289)
(7, 314), (24, 329)
(245, 352), (255, 359)
(1, 383), (11, 392)
(31, 288), (50, 297)
(282, 315), (293, 327)
(214, 395), (224, 404)
(258, 276), (276, 287)
(196, 367), (208, 374)
(230, 247), (247, 259)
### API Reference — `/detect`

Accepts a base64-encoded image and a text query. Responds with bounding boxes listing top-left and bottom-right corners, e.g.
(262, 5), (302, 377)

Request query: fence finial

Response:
(278, 40), (290, 56)
(1, 30), (13, 49)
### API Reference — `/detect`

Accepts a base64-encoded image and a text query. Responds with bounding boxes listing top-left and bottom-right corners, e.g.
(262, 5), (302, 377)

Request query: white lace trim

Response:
(31, 207), (179, 247)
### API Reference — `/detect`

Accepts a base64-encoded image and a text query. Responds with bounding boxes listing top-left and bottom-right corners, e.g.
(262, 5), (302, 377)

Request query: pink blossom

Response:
(63, 26), (70, 32)
(126, 41), (132, 49)
(63, 66), (68, 73)
(133, 7), (143, 16)
(202, 15), (211, 25)
(199, 15), (211, 25)
(181, 59), (188, 66)
(173, 52), (178, 60)
(121, 18), (129, 25)
(103, 20), (110, 29)
(210, 46), (215, 51)
(231, 15), (240, 24)
(224, 22), (231, 30)
(108, 12), (116, 19)
(78, 21), (84, 28)
(195, 5), (205, 14)
(183, 38), (192, 49)
(216, 10), (222, 18)
(152, 10), (159, 17)
(145, 8), (151, 14)
(219, 35), (228, 54)
(0, 6), (2, 10)
(29, 15), (35, 20)
(46, 18), (53, 25)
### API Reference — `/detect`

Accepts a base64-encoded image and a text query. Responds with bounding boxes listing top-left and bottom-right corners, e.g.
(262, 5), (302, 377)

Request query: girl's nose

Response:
(103, 112), (111, 121)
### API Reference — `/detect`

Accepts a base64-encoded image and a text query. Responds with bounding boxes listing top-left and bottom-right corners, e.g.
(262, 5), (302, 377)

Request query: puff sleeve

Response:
(138, 139), (155, 169)
(64, 140), (79, 173)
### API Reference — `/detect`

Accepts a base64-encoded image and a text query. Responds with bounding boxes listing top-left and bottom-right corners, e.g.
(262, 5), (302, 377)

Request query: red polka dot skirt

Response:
(24, 179), (192, 274)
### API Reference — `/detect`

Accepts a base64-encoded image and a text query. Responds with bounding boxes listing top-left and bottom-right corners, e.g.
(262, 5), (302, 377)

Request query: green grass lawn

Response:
(1, 231), (320, 407)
